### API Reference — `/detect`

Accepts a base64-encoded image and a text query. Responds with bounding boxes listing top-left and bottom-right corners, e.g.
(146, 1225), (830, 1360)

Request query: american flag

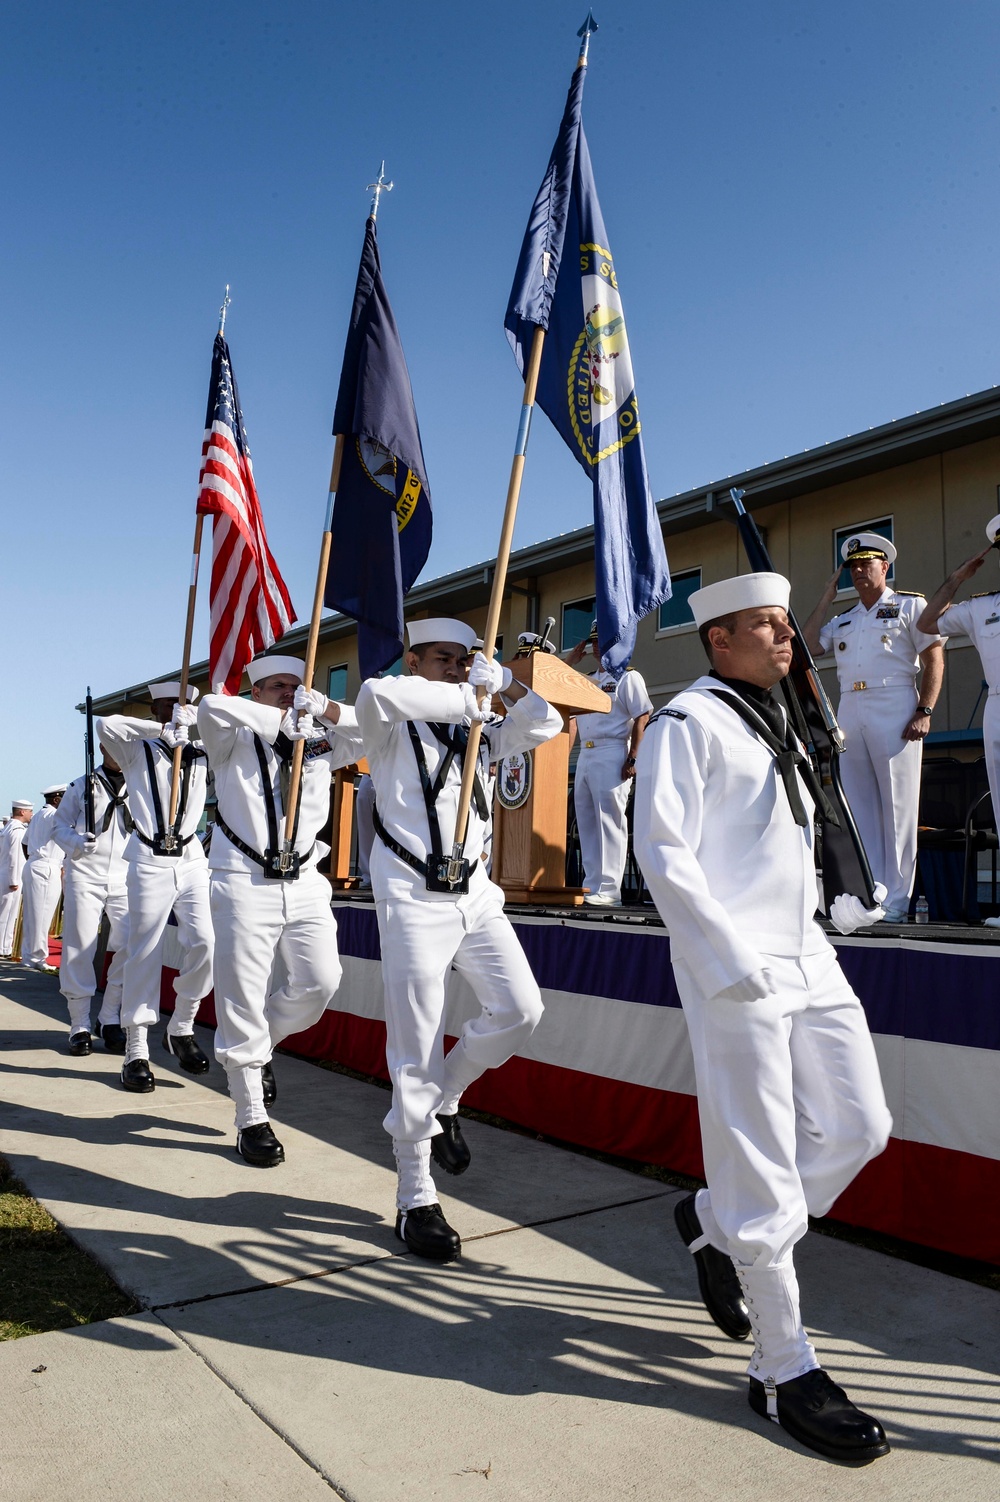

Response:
(197, 333), (296, 693)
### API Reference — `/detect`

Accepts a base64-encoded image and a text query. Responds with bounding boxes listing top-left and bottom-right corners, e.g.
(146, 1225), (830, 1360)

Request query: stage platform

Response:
(163, 898), (1000, 1268)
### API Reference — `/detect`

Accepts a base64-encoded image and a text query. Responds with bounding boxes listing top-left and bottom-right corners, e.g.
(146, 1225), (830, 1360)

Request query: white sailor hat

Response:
(689, 572), (791, 628)
(42, 784), (67, 797)
(985, 514), (1000, 545)
(246, 655), (306, 685)
(12, 799), (33, 811)
(406, 618), (478, 652)
(840, 532), (897, 565)
(147, 681), (199, 703)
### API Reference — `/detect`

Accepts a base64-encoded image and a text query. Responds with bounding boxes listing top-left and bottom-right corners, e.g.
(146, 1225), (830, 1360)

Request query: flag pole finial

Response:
(218, 284), (231, 337)
(577, 10), (598, 65)
(367, 161), (394, 221)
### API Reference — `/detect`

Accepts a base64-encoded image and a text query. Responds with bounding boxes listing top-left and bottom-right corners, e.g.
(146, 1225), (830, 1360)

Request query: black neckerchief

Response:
(709, 671), (786, 742)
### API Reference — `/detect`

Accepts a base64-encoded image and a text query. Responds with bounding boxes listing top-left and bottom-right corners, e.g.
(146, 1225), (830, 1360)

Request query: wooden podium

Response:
(326, 758), (369, 889)
(491, 651), (610, 905)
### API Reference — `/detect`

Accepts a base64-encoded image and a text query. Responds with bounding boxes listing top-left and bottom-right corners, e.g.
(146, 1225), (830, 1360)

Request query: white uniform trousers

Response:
(376, 873), (544, 1143)
(355, 775), (375, 883)
(0, 890), (22, 956)
(675, 945), (891, 1382)
(210, 866), (343, 1070)
(121, 859), (213, 1031)
(574, 744), (631, 902)
(60, 876), (129, 1034)
(837, 685), (922, 913)
(982, 695), (1000, 838)
(21, 857), (62, 965)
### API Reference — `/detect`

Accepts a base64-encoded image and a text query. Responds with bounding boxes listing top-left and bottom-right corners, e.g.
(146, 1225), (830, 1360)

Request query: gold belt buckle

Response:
(584, 740), (596, 748)
(852, 681), (867, 691)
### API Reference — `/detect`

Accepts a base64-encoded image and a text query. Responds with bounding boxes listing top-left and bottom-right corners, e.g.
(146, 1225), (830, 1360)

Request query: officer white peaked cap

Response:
(148, 681), (199, 703)
(406, 618), (478, 652)
(689, 572), (791, 628)
(12, 799), (33, 811)
(42, 784), (67, 796)
(985, 513), (1000, 545)
(840, 531), (897, 565)
(246, 656), (306, 685)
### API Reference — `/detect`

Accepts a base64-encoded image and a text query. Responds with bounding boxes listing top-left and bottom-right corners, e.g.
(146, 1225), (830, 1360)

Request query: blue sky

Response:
(3, 0), (1000, 807)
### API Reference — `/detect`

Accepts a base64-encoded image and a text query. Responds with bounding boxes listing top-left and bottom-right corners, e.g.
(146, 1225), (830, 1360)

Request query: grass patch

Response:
(0, 1156), (140, 1341)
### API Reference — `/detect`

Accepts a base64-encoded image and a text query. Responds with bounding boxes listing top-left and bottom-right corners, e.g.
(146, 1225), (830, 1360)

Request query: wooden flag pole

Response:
(449, 323), (546, 873)
(278, 433), (345, 861)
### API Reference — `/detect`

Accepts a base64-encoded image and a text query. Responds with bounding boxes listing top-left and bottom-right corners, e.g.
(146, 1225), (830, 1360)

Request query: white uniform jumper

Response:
(634, 677), (891, 1385)
(20, 805), (65, 965)
(356, 675), (563, 1206)
(197, 695), (364, 1126)
(937, 593), (1000, 832)
(96, 716), (213, 1056)
(819, 588), (939, 914)
(0, 820), (28, 957)
(54, 771), (132, 1037)
(573, 667), (652, 903)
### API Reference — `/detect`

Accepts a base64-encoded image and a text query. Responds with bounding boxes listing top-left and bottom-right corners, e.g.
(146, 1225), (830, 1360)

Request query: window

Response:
(834, 517), (894, 591)
(380, 657), (404, 678)
(658, 568), (702, 632)
(327, 664), (348, 701)
(561, 596), (596, 651)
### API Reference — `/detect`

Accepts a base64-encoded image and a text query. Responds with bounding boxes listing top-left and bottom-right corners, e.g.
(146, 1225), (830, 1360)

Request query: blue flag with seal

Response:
(326, 217), (432, 680)
(505, 56), (670, 677)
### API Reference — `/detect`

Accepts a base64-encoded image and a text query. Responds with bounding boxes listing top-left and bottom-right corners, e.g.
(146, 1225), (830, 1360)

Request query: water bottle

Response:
(914, 896), (929, 925)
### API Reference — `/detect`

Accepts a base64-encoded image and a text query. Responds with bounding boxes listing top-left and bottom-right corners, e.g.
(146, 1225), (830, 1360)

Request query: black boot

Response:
(261, 1062), (276, 1106)
(67, 1031), (92, 1057)
(430, 1113), (471, 1176)
(236, 1122), (285, 1167)
(749, 1369), (890, 1464)
(121, 1060), (155, 1093)
(674, 1193), (750, 1340)
(162, 1030), (210, 1075)
(395, 1204), (461, 1262)
(95, 1022), (127, 1054)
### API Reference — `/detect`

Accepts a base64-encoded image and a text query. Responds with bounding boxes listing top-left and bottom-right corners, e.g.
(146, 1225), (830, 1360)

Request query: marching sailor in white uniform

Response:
(634, 572), (893, 1464)
(566, 623), (652, 905)
(356, 618), (563, 1262)
(0, 800), (32, 958)
(198, 655), (364, 1167)
(917, 513), (1000, 916)
(804, 533), (943, 921)
(20, 786), (67, 969)
(97, 681), (214, 1091)
(54, 751), (132, 1056)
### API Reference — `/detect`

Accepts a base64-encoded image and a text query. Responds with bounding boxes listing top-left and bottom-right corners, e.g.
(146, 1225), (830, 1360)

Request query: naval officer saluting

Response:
(197, 655), (364, 1166)
(97, 682), (214, 1090)
(634, 572), (893, 1464)
(803, 533), (943, 922)
(356, 618), (563, 1261)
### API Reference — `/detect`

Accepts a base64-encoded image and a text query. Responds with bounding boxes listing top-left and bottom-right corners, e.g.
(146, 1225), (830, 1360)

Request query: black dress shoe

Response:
(430, 1113), (471, 1176)
(261, 1062), (276, 1106)
(674, 1192), (750, 1340)
(162, 1030), (210, 1075)
(749, 1368), (891, 1464)
(395, 1203), (461, 1262)
(121, 1060), (155, 1093)
(68, 1031), (92, 1057)
(236, 1122), (285, 1167)
(95, 1022), (127, 1054)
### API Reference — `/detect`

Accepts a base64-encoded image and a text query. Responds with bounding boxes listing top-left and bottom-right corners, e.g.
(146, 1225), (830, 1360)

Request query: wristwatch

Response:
(917, 705), (933, 717)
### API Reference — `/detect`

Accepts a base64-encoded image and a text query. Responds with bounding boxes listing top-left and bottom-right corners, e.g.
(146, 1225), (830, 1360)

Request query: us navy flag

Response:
(505, 62), (670, 676)
(326, 218), (432, 680)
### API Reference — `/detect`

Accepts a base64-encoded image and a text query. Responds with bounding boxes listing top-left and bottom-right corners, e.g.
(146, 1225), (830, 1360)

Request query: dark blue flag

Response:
(326, 217), (432, 679)
(505, 61), (670, 676)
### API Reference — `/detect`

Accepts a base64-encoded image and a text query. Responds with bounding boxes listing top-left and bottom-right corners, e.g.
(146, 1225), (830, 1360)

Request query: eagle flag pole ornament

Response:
(728, 487), (877, 908)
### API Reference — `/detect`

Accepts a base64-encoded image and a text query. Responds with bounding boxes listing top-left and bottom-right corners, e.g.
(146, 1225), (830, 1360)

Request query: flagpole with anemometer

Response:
(445, 13), (597, 886)
(164, 285), (231, 848)
(276, 166), (396, 868)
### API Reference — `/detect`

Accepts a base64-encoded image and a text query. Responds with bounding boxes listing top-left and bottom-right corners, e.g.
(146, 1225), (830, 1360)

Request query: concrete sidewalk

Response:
(1, 962), (998, 1502)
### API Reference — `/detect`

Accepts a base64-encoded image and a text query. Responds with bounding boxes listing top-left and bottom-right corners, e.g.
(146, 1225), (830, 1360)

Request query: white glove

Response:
(160, 724), (182, 749)
(74, 833), (98, 858)
(828, 883), (887, 935)
(468, 651), (513, 695)
(293, 686), (330, 720)
(714, 969), (777, 1004)
(460, 682), (492, 722)
(172, 703), (197, 728)
(279, 709), (310, 742)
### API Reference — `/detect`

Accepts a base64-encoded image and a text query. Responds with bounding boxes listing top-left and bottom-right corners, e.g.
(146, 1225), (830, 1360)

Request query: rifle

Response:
(84, 686), (96, 837)
(728, 489), (877, 908)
